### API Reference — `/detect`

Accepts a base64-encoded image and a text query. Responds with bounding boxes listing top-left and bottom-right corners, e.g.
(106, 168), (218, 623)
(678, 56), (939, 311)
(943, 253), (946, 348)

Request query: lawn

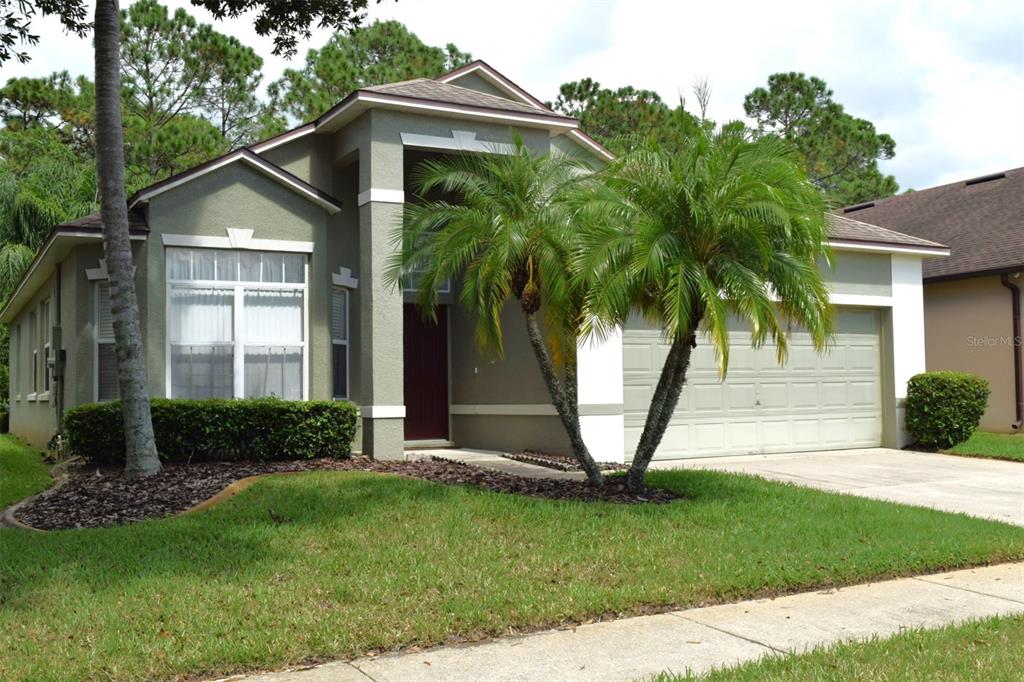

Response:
(2, 440), (1023, 681)
(948, 431), (1024, 462)
(0, 435), (52, 508)
(655, 614), (1024, 681)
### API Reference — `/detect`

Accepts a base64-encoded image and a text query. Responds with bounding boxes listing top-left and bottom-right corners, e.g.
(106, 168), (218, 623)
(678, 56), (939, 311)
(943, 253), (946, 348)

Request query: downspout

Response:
(1000, 272), (1023, 430)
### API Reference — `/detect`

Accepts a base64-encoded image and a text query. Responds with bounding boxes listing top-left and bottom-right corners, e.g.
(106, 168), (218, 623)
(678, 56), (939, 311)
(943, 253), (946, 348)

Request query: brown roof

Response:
(827, 213), (946, 250)
(840, 168), (1024, 280)
(58, 209), (149, 232)
(362, 79), (573, 120)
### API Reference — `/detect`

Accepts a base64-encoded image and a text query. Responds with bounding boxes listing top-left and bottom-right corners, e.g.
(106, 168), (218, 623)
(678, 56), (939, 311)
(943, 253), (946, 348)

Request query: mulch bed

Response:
(504, 451), (625, 472)
(14, 456), (678, 530)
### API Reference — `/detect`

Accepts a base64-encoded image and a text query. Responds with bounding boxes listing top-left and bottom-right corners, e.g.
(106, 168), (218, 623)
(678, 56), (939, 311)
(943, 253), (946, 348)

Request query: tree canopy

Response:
(743, 72), (898, 206)
(268, 20), (471, 121)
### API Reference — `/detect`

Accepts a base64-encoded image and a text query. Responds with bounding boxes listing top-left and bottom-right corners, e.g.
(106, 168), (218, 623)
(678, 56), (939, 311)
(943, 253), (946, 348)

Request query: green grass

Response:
(0, 435), (52, 508)
(948, 431), (1024, 462)
(653, 614), (1024, 681)
(2, 468), (1023, 681)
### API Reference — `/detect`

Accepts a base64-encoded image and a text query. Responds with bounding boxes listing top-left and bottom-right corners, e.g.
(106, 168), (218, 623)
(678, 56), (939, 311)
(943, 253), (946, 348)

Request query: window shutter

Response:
(97, 343), (119, 401)
(331, 287), (347, 342)
(97, 283), (114, 340)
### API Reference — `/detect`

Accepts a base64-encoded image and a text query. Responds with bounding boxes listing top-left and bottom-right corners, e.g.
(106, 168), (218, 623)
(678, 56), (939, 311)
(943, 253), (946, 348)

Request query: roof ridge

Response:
(844, 166), (1024, 211)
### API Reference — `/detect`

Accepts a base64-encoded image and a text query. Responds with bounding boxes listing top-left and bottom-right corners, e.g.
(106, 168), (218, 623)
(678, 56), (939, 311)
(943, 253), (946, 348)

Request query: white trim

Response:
(436, 62), (547, 111)
(249, 124), (316, 154)
(332, 267), (359, 289)
(356, 188), (405, 206)
(161, 231), (314, 253)
(449, 403), (623, 417)
(129, 150), (342, 214)
(450, 404), (557, 416)
(829, 240), (950, 257)
(566, 129), (615, 161)
(400, 130), (515, 154)
(829, 293), (894, 307)
(360, 405), (406, 419)
(319, 92), (578, 132)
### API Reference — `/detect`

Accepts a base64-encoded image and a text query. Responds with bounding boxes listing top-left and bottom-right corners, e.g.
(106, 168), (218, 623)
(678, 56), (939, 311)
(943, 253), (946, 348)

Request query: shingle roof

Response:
(58, 209), (149, 232)
(362, 79), (572, 119)
(840, 168), (1024, 280)
(827, 213), (946, 250)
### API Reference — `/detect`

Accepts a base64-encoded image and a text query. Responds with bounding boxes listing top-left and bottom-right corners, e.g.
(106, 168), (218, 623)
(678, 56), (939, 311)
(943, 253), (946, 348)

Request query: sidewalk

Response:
(232, 561), (1024, 682)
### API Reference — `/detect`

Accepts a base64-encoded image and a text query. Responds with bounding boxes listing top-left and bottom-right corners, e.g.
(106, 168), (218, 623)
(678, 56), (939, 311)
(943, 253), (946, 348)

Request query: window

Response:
(41, 299), (51, 394)
(10, 325), (18, 399)
(166, 247), (306, 400)
(96, 282), (119, 401)
(28, 311), (37, 395)
(331, 286), (349, 399)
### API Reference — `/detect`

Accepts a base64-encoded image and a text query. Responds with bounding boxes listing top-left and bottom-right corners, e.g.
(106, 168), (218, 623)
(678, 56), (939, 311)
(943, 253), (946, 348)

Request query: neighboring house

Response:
(1, 61), (949, 461)
(842, 169), (1023, 433)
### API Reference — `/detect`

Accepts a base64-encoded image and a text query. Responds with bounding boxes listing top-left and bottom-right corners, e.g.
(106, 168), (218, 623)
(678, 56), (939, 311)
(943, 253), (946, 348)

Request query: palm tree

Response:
(579, 119), (834, 493)
(94, 0), (161, 479)
(387, 137), (606, 487)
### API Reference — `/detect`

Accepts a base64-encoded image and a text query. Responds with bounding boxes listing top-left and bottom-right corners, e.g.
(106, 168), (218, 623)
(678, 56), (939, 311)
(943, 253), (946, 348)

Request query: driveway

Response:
(652, 448), (1024, 526)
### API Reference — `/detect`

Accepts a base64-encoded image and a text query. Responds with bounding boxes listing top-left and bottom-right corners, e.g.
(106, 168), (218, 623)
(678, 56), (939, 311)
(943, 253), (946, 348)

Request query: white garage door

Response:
(623, 308), (883, 460)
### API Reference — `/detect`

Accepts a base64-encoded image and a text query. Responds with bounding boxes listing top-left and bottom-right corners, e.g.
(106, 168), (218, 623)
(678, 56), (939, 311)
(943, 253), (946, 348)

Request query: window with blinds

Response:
(96, 282), (119, 401)
(165, 247), (307, 400)
(331, 286), (348, 399)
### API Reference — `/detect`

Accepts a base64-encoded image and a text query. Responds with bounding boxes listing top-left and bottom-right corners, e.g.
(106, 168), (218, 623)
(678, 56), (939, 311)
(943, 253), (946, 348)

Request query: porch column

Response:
(577, 328), (626, 463)
(886, 254), (927, 448)
(355, 116), (406, 460)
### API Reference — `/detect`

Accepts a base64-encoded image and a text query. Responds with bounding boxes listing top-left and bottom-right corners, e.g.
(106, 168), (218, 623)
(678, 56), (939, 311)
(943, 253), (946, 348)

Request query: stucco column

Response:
(356, 197), (406, 459)
(353, 113), (406, 460)
(577, 328), (626, 463)
(886, 254), (927, 447)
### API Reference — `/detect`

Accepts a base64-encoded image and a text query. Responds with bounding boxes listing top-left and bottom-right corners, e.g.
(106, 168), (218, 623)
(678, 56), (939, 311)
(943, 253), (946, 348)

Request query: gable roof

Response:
(827, 213), (948, 254)
(436, 59), (551, 111)
(362, 78), (561, 117)
(128, 147), (343, 213)
(840, 167), (1024, 280)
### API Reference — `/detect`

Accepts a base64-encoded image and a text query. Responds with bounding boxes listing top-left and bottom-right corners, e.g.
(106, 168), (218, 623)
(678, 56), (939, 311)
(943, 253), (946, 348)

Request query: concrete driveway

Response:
(652, 448), (1024, 526)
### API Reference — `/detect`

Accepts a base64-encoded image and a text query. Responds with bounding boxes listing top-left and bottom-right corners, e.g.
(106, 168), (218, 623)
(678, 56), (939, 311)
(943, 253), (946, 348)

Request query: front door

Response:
(403, 304), (449, 441)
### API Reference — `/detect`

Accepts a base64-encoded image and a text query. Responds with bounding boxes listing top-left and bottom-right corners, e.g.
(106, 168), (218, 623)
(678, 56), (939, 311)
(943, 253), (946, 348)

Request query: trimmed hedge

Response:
(905, 371), (990, 451)
(64, 398), (359, 464)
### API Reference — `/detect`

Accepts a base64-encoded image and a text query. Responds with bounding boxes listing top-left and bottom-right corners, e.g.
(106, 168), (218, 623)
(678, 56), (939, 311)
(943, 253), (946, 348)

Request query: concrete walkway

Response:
(231, 562), (1024, 681)
(428, 447), (1024, 526)
(655, 448), (1024, 526)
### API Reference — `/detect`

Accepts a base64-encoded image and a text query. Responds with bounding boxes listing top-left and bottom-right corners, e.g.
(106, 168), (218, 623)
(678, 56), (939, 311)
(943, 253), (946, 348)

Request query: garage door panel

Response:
(623, 308), (883, 459)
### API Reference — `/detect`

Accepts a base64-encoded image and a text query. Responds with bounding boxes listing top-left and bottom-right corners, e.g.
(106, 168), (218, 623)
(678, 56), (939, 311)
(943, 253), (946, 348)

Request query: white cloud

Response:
(3, 0), (1022, 191)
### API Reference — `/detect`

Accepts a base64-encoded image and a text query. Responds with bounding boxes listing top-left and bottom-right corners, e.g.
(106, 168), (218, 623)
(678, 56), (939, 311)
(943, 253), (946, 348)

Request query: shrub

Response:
(64, 398), (359, 465)
(905, 371), (990, 451)
(0, 403), (8, 434)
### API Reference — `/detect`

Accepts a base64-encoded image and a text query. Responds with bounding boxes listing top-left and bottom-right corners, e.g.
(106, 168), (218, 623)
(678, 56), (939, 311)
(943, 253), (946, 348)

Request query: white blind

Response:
(169, 288), (234, 344)
(97, 283), (114, 340)
(243, 289), (303, 344)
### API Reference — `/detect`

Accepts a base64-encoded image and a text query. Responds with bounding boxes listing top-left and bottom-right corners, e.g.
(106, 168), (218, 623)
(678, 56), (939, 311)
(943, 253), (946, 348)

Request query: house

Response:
(842, 169), (1023, 433)
(1, 61), (950, 461)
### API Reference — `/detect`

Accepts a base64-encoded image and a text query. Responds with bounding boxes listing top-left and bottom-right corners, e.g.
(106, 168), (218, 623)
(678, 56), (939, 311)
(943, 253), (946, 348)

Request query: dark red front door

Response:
(403, 304), (449, 440)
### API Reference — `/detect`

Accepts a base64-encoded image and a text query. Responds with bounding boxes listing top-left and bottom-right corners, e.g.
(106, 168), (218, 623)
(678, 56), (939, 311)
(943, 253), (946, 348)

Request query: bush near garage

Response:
(905, 371), (990, 450)
(64, 398), (358, 464)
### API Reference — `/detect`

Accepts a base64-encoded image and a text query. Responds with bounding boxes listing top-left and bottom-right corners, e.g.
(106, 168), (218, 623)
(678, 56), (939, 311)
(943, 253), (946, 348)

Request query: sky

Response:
(4, 0), (1023, 191)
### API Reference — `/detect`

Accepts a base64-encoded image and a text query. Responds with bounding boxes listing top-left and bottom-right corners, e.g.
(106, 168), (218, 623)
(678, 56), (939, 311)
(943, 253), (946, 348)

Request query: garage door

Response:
(623, 308), (883, 460)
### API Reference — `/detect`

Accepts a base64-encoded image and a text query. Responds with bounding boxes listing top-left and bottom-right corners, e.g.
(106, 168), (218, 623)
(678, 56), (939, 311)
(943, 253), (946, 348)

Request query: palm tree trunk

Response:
(626, 330), (697, 493)
(95, 0), (161, 479)
(523, 312), (605, 487)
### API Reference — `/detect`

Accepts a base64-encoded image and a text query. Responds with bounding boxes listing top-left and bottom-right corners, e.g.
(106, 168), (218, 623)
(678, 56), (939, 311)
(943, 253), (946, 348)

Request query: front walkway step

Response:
(420, 448), (585, 480)
(229, 562), (1024, 682)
